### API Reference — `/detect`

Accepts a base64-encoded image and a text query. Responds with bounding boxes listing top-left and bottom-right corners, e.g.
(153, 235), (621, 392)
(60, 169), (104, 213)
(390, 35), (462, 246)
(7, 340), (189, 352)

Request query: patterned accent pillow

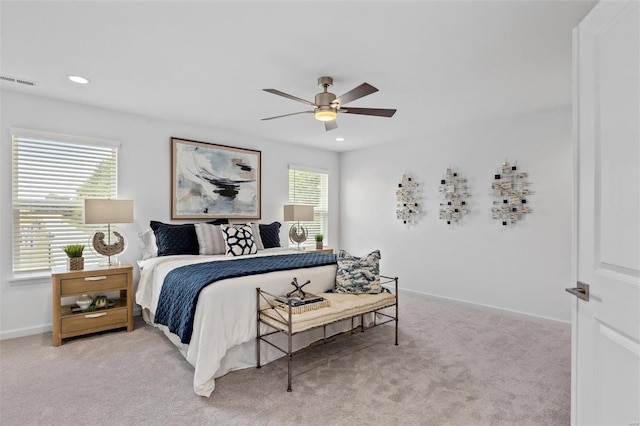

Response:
(335, 250), (382, 294)
(194, 223), (226, 255)
(259, 222), (281, 248)
(221, 224), (258, 256)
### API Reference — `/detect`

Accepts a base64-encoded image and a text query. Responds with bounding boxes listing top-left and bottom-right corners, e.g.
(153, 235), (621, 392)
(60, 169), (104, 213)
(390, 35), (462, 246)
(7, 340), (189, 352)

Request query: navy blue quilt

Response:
(154, 253), (337, 343)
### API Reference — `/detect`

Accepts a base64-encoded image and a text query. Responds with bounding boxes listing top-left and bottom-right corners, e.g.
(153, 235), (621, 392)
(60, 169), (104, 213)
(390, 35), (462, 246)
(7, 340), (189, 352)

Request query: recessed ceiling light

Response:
(67, 75), (91, 84)
(335, 137), (345, 142)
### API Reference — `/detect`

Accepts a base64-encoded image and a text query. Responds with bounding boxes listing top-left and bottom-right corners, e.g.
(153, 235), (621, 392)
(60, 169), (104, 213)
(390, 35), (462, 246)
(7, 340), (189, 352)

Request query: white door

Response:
(572, 1), (640, 425)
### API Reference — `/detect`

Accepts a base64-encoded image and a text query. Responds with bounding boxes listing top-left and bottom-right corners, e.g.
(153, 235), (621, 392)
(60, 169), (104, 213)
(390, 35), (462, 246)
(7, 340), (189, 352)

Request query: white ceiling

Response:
(1, 1), (596, 152)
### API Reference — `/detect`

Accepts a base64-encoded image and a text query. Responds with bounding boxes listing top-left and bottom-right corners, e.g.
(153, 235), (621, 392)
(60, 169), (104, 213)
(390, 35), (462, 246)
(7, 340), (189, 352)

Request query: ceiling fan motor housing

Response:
(316, 76), (338, 108)
(315, 91), (337, 107)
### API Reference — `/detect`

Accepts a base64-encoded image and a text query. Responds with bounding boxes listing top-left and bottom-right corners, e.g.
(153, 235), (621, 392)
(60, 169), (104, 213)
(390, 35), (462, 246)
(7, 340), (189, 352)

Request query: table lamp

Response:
(283, 204), (314, 249)
(84, 199), (134, 266)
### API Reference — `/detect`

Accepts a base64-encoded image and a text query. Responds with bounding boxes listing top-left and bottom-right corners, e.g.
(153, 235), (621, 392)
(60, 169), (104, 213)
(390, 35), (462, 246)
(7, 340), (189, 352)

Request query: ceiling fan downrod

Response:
(315, 76), (337, 109)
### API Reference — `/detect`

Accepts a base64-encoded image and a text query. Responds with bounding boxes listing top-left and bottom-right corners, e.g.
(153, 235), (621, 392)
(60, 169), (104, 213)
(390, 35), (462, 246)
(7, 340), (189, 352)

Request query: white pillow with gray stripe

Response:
(194, 223), (226, 255)
(251, 223), (265, 250)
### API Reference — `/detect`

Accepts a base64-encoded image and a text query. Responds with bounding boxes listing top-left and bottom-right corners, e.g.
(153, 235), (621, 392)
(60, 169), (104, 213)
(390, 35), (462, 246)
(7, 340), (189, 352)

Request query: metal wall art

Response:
(396, 173), (421, 225)
(491, 160), (533, 227)
(438, 167), (470, 227)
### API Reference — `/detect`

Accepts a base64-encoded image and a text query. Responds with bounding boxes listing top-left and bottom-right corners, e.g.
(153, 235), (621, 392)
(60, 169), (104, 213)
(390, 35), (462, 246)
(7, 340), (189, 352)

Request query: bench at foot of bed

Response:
(256, 275), (399, 392)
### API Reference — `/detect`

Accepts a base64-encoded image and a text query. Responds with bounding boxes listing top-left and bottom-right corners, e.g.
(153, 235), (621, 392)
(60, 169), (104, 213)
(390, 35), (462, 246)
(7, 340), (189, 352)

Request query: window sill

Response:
(8, 273), (50, 286)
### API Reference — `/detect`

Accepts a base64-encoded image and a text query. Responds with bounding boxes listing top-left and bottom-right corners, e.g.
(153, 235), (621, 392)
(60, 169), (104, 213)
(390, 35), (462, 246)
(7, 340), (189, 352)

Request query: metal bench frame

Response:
(256, 275), (399, 392)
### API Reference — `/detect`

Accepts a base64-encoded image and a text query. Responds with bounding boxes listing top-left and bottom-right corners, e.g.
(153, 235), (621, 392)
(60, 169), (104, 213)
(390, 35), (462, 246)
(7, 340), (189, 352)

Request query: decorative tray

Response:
(70, 300), (115, 314)
(274, 294), (330, 314)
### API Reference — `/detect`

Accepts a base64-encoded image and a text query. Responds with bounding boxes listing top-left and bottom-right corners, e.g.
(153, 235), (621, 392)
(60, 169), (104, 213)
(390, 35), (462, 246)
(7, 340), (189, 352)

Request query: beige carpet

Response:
(0, 291), (570, 425)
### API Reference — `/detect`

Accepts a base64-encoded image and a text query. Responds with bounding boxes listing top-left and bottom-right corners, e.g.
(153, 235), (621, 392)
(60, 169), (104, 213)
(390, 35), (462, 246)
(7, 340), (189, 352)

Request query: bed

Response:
(136, 247), (339, 397)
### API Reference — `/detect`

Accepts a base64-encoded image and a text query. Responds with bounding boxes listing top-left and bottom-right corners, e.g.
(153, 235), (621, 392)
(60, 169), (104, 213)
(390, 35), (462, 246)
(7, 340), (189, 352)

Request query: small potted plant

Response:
(63, 244), (85, 270)
(315, 234), (324, 250)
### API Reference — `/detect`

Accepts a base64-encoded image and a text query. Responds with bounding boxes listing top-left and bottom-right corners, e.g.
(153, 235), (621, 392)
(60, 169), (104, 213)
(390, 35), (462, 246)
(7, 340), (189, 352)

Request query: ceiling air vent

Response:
(0, 74), (37, 86)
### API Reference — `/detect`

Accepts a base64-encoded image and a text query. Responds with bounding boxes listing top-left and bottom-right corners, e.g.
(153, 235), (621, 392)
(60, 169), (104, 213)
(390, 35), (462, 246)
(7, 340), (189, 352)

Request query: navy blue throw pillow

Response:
(259, 222), (281, 248)
(151, 222), (199, 256)
(207, 219), (229, 226)
(149, 220), (229, 256)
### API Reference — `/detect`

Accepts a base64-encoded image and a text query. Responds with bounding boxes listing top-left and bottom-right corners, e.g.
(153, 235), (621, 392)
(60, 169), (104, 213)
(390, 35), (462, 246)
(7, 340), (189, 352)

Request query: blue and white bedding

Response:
(136, 248), (338, 397)
(155, 252), (337, 344)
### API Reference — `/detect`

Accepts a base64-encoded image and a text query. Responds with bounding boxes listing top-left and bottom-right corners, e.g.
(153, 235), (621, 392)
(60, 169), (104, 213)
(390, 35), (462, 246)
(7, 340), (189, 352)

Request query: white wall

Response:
(0, 91), (574, 337)
(339, 107), (573, 322)
(0, 90), (340, 339)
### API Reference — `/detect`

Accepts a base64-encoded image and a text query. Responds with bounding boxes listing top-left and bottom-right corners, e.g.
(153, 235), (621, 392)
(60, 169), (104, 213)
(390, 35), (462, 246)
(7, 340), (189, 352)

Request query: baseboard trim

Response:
(0, 306), (144, 340)
(0, 324), (52, 340)
(399, 287), (570, 325)
(1, 293), (567, 340)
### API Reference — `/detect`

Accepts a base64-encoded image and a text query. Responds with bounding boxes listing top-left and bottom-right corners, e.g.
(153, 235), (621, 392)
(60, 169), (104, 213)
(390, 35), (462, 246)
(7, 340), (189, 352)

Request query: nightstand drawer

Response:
(60, 273), (127, 295)
(61, 308), (128, 335)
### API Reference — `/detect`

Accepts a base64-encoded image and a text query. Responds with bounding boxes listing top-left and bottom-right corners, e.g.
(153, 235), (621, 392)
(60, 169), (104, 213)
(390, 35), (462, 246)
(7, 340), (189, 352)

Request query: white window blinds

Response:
(11, 129), (119, 273)
(288, 166), (329, 248)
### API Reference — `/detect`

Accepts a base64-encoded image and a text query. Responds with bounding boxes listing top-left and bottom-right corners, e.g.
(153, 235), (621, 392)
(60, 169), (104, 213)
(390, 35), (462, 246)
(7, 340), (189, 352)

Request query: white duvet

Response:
(136, 248), (338, 397)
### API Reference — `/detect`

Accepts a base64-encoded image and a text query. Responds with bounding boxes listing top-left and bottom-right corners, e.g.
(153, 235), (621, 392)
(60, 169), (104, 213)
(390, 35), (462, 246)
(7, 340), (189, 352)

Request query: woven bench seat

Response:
(260, 292), (396, 334)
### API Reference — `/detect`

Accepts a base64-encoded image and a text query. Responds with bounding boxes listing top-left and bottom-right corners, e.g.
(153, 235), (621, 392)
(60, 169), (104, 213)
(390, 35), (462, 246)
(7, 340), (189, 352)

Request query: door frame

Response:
(570, 25), (579, 426)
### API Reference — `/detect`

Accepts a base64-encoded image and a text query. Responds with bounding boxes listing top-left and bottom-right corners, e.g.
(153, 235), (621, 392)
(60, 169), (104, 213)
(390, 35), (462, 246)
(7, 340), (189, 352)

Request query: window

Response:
(288, 165), (329, 248)
(11, 129), (119, 274)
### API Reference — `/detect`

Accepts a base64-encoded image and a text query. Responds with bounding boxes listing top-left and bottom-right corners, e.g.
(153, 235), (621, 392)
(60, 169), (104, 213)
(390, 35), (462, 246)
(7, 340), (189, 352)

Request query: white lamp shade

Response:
(283, 204), (314, 222)
(84, 199), (134, 224)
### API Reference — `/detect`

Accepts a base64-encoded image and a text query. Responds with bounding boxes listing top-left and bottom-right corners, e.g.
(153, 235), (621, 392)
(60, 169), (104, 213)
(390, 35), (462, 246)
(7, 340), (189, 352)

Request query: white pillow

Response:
(138, 229), (158, 260)
(194, 223), (226, 255)
(251, 223), (265, 250)
(221, 223), (258, 257)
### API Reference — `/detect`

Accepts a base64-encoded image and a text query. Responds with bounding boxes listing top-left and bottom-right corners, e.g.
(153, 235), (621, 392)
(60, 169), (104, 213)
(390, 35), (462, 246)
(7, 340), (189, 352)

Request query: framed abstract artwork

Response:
(171, 137), (261, 220)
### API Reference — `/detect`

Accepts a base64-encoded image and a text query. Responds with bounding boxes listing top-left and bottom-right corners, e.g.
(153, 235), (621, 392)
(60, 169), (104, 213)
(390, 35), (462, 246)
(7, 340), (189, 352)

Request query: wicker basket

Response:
(67, 257), (84, 271)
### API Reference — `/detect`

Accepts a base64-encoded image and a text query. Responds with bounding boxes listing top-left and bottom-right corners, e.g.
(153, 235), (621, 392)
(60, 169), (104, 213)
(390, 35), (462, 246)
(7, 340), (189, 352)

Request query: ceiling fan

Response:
(261, 76), (397, 131)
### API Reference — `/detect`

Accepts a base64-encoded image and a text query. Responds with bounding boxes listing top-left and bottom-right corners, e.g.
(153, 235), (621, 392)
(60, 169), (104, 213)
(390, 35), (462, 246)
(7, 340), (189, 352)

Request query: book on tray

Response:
(275, 294), (325, 307)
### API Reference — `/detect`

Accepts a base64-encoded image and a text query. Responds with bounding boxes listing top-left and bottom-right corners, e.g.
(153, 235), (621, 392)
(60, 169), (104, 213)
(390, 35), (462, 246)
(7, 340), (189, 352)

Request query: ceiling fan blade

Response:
(324, 120), (338, 131)
(335, 83), (378, 105)
(263, 89), (315, 106)
(341, 107), (397, 118)
(261, 111), (313, 121)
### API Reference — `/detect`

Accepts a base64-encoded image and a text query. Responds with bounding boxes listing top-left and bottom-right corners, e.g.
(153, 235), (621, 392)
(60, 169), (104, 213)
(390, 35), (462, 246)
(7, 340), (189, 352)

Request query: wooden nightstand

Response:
(51, 263), (133, 346)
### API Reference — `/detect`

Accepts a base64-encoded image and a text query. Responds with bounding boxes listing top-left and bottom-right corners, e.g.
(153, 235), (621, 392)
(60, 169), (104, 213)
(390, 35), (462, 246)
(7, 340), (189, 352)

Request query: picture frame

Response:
(171, 137), (261, 220)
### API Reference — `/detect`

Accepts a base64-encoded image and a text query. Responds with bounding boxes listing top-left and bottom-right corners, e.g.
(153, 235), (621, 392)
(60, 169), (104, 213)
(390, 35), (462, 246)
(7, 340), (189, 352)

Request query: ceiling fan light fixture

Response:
(314, 107), (337, 122)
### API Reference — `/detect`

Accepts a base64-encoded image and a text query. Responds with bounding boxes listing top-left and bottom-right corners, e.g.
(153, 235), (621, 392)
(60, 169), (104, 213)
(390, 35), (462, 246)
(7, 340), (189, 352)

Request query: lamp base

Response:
(89, 225), (127, 266)
(98, 256), (120, 267)
(289, 223), (308, 249)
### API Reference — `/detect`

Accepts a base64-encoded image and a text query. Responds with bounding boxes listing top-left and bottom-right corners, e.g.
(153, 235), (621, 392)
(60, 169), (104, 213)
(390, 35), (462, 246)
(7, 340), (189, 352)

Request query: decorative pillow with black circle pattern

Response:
(221, 224), (258, 256)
